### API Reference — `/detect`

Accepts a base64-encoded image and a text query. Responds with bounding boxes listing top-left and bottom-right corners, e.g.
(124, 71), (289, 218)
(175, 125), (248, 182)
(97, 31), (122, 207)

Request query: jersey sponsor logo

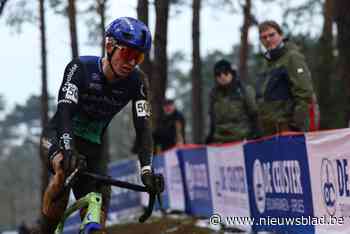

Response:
(135, 100), (150, 117)
(66, 63), (78, 82)
(58, 99), (73, 105)
(60, 63), (79, 103)
(63, 83), (78, 104)
(60, 133), (72, 150)
(297, 68), (304, 74)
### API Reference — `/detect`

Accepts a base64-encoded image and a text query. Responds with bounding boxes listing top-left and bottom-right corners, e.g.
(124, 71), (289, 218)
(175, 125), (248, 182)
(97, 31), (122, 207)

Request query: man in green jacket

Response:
(256, 20), (319, 136)
(206, 59), (258, 143)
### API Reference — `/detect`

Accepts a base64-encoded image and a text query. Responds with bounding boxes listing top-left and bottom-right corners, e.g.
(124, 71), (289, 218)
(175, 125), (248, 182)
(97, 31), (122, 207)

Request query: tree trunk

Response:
(316, 0), (334, 129)
(68, 0), (79, 58)
(152, 0), (169, 127)
(96, 0), (110, 167)
(239, 0), (251, 81)
(191, 0), (203, 143)
(0, 0), (9, 15)
(39, 0), (49, 206)
(97, 0), (107, 57)
(334, 0), (350, 126)
(95, 0), (110, 167)
(137, 0), (152, 80)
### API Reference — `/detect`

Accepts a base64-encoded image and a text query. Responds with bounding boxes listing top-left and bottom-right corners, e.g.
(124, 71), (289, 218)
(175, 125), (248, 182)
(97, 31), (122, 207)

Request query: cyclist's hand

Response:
(141, 167), (156, 193)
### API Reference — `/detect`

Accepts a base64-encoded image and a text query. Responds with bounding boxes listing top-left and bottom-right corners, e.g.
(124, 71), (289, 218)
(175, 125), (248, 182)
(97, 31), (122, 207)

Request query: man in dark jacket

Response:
(256, 20), (319, 135)
(206, 59), (257, 144)
(153, 99), (185, 153)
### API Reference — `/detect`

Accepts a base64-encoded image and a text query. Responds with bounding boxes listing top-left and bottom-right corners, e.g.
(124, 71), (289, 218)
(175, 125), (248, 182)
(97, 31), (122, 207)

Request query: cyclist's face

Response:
(260, 27), (283, 50)
(108, 44), (144, 77)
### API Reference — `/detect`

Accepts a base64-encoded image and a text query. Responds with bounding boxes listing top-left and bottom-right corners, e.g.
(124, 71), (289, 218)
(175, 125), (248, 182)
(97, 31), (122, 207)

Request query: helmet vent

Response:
(122, 32), (134, 40)
(140, 30), (147, 45)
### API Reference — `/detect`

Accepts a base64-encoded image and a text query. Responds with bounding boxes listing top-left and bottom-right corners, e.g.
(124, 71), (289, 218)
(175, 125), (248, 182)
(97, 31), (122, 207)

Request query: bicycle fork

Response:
(54, 192), (103, 234)
(80, 192), (103, 234)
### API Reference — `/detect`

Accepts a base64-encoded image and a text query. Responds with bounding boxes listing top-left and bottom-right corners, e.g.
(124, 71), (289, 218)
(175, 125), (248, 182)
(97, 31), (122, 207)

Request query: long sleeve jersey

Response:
(48, 56), (153, 167)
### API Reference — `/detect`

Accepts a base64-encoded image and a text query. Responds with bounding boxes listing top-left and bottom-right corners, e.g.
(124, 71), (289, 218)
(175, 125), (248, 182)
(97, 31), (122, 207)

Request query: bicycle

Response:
(53, 168), (164, 234)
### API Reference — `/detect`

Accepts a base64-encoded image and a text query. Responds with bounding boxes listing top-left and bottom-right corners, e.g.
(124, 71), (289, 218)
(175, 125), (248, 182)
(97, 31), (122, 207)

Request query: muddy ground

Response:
(107, 216), (245, 234)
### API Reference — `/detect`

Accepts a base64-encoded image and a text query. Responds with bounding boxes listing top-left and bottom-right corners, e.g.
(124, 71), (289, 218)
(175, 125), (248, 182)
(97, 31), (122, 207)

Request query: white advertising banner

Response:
(306, 128), (350, 234)
(164, 149), (186, 211)
(207, 143), (251, 231)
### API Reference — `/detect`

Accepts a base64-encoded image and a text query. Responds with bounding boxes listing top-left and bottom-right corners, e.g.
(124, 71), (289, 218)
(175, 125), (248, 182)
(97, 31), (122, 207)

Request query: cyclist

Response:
(39, 17), (155, 234)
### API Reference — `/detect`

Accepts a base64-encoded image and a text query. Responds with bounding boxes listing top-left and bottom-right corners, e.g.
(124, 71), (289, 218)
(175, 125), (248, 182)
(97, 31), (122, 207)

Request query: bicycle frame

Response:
(54, 192), (102, 234)
(53, 169), (164, 234)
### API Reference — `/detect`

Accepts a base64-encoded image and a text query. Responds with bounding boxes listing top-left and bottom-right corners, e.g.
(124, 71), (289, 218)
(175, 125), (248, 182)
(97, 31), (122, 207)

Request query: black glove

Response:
(141, 168), (165, 194)
(141, 169), (156, 193)
(62, 150), (88, 174)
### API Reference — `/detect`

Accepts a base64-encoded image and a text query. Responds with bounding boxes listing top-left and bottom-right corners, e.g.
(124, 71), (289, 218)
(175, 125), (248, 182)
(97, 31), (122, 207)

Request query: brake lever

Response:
(138, 173), (165, 223)
(139, 192), (156, 223)
(52, 168), (80, 202)
(64, 168), (80, 187)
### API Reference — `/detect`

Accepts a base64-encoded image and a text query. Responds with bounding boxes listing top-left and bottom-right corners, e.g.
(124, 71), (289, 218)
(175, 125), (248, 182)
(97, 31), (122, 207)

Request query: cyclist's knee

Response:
(42, 183), (69, 221)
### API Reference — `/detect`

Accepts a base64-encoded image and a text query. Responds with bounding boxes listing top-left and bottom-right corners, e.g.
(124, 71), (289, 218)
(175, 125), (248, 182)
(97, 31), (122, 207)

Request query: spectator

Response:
(206, 59), (258, 144)
(153, 99), (185, 154)
(256, 20), (319, 136)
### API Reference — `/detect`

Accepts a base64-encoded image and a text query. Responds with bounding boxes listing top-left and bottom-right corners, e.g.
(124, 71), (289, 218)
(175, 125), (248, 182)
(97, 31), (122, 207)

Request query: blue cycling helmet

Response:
(105, 17), (152, 53)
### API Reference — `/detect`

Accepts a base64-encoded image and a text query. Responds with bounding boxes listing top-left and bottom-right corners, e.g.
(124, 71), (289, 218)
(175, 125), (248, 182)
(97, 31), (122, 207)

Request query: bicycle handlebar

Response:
(53, 168), (164, 223)
(82, 172), (147, 192)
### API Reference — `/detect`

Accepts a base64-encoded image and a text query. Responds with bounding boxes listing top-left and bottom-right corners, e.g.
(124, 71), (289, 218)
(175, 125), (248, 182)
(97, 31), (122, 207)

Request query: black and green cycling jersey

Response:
(46, 56), (153, 167)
